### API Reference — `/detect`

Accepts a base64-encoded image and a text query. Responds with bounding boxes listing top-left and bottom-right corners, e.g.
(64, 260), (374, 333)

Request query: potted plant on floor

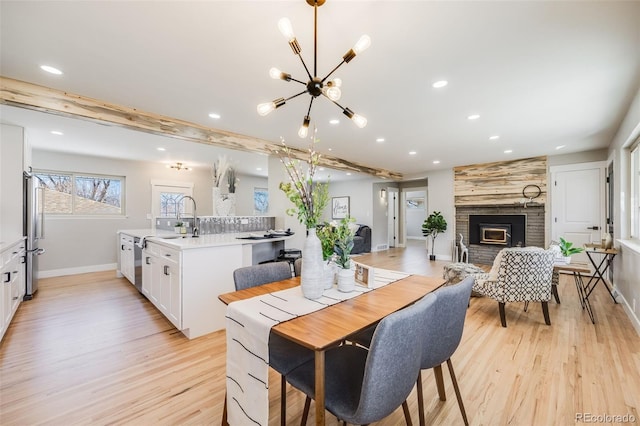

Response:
(333, 216), (357, 292)
(422, 211), (447, 261)
(558, 237), (583, 264)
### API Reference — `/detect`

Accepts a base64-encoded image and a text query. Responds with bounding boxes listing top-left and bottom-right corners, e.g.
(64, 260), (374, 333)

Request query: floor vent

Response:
(375, 244), (389, 251)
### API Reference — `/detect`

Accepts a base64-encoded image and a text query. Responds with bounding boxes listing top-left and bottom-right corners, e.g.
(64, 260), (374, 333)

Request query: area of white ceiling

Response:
(1, 1), (639, 178)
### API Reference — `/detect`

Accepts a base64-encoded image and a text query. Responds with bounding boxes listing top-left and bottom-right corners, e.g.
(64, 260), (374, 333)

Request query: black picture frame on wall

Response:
(332, 196), (350, 219)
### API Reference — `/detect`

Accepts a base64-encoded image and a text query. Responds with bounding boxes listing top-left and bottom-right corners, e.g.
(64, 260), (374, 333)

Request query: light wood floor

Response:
(1, 241), (639, 425)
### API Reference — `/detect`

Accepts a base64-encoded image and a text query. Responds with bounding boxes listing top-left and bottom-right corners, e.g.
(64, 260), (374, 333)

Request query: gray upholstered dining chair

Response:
(285, 292), (437, 425)
(223, 262), (314, 426)
(232, 261), (292, 290)
(348, 276), (474, 426)
(414, 276), (473, 426)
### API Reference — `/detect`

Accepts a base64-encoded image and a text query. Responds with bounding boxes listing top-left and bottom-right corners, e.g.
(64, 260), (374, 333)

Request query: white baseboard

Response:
(39, 263), (117, 279)
(617, 290), (640, 337)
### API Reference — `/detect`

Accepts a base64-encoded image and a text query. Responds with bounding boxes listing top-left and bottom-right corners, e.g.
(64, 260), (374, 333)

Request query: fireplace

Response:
(469, 214), (526, 247)
(479, 223), (511, 245)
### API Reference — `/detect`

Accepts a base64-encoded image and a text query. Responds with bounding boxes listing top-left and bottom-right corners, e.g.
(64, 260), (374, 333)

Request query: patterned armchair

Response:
(472, 247), (555, 327)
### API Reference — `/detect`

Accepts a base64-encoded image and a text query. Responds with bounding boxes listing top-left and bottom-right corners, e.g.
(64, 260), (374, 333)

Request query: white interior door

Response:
(551, 162), (606, 264)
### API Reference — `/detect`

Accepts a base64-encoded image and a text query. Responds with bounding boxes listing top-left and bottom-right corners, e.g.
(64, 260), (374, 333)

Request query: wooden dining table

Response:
(219, 273), (445, 425)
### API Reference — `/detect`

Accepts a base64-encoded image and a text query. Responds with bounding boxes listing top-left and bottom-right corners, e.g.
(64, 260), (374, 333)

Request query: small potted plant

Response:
(174, 221), (184, 234)
(422, 211), (447, 261)
(317, 222), (337, 289)
(333, 216), (357, 292)
(558, 237), (583, 263)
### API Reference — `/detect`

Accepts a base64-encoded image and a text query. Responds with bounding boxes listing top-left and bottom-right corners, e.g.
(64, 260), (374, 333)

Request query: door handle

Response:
(121, 244), (126, 250)
(164, 265), (170, 276)
(587, 226), (600, 230)
(3, 272), (10, 283)
(146, 257), (151, 265)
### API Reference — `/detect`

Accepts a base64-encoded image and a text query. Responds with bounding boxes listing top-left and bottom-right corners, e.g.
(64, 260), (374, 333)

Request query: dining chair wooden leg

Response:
(281, 375), (287, 426)
(541, 301), (551, 325)
(498, 302), (507, 327)
(401, 400), (413, 426)
(524, 300), (529, 312)
(301, 396), (311, 426)
(221, 392), (228, 426)
(552, 284), (561, 304)
(416, 370), (425, 426)
(446, 358), (469, 426)
(433, 364), (446, 401)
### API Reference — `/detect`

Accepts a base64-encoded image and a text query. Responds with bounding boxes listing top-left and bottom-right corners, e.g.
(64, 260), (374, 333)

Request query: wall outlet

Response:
(166, 221), (171, 226)
(241, 218), (249, 225)
(146, 213), (152, 220)
(156, 220), (160, 226)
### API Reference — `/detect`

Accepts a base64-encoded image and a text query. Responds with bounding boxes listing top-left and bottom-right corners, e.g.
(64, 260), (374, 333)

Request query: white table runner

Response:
(225, 268), (409, 426)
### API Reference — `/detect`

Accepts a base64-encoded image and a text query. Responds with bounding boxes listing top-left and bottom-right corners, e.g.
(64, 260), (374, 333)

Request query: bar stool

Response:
(277, 248), (302, 275)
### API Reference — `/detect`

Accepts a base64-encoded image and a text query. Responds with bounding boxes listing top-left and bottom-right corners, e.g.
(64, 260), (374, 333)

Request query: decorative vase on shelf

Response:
(337, 267), (355, 293)
(300, 228), (325, 300)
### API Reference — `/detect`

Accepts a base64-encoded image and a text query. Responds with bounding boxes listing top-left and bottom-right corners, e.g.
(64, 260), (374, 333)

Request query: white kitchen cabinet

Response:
(1, 239), (25, 342)
(142, 242), (181, 330)
(118, 233), (135, 285)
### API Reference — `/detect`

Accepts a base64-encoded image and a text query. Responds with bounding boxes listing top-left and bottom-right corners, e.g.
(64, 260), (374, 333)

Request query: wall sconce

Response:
(380, 188), (387, 198)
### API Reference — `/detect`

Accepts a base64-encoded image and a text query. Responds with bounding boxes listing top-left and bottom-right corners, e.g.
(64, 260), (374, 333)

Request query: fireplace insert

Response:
(469, 214), (526, 247)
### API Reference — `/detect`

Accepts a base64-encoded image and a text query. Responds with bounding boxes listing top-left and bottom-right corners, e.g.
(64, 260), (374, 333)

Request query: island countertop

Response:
(118, 228), (293, 250)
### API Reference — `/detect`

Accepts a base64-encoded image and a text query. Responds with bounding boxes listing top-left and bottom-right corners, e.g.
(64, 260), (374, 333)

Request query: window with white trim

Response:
(35, 170), (124, 215)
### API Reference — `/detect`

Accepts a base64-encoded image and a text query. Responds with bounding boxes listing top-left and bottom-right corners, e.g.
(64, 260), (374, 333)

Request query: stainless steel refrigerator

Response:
(24, 169), (45, 300)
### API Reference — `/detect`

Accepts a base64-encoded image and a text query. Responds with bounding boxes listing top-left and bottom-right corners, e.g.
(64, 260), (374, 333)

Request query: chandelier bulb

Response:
(298, 115), (311, 138)
(269, 67), (282, 80)
(353, 35), (371, 55)
(352, 113), (367, 128)
(257, 98), (285, 116)
(325, 86), (342, 101)
(329, 78), (342, 88)
(278, 18), (295, 40)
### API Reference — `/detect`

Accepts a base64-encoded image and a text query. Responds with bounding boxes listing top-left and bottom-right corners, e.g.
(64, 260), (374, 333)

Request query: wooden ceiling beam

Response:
(0, 76), (403, 180)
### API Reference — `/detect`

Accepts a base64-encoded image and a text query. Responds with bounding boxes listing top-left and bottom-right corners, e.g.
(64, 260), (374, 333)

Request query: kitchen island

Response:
(117, 229), (293, 339)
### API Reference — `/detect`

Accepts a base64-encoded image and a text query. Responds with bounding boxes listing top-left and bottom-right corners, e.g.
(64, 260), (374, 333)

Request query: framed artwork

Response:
(332, 196), (350, 219)
(253, 187), (268, 214)
(406, 197), (425, 209)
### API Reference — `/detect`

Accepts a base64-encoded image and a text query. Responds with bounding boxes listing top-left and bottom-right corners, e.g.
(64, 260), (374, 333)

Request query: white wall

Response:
(423, 170), (455, 260)
(607, 87), (640, 333)
(229, 173), (268, 216)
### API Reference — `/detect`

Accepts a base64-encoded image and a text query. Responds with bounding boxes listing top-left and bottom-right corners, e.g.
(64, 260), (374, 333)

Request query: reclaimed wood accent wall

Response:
(454, 156), (547, 206)
(0, 76), (402, 180)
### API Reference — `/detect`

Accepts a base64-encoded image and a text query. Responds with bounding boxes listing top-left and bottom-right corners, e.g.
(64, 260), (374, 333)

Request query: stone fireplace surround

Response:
(455, 204), (545, 266)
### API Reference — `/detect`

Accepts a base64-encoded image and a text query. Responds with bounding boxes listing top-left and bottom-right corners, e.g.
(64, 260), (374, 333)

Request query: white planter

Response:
(337, 267), (355, 293)
(322, 262), (335, 290)
(300, 228), (325, 300)
(562, 256), (571, 264)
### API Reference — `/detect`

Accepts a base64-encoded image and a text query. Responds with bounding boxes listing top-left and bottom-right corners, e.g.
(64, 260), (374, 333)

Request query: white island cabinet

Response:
(120, 230), (291, 339)
(1, 238), (26, 342)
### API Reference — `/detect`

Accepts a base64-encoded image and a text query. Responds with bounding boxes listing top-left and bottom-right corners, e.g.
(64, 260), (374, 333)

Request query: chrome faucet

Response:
(177, 195), (199, 237)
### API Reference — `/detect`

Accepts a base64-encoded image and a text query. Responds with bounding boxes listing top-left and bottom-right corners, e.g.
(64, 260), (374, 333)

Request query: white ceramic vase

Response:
(322, 262), (335, 290)
(337, 267), (355, 292)
(301, 228), (325, 300)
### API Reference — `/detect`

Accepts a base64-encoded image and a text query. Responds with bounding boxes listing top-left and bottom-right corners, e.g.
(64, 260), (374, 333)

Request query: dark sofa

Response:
(352, 224), (371, 254)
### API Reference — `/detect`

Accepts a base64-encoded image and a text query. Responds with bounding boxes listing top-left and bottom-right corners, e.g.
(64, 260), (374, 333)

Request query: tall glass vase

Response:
(301, 228), (325, 300)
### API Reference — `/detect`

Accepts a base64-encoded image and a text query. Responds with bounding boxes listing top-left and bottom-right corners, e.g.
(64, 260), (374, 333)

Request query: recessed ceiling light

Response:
(208, 113), (221, 119)
(328, 148), (332, 151)
(409, 151), (417, 155)
(432, 80), (448, 88)
(556, 145), (566, 150)
(467, 114), (480, 120)
(489, 135), (500, 140)
(40, 65), (63, 75)
(157, 147), (166, 151)
(433, 160), (440, 164)
(376, 138), (385, 143)
(50, 130), (63, 135)
(346, 172), (352, 176)
(256, 167), (262, 171)
(319, 167), (325, 171)
(504, 149), (513, 154)
(329, 119), (340, 125)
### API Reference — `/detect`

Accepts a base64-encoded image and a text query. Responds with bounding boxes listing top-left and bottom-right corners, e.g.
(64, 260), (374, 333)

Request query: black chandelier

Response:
(257, 0), (370, 138)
